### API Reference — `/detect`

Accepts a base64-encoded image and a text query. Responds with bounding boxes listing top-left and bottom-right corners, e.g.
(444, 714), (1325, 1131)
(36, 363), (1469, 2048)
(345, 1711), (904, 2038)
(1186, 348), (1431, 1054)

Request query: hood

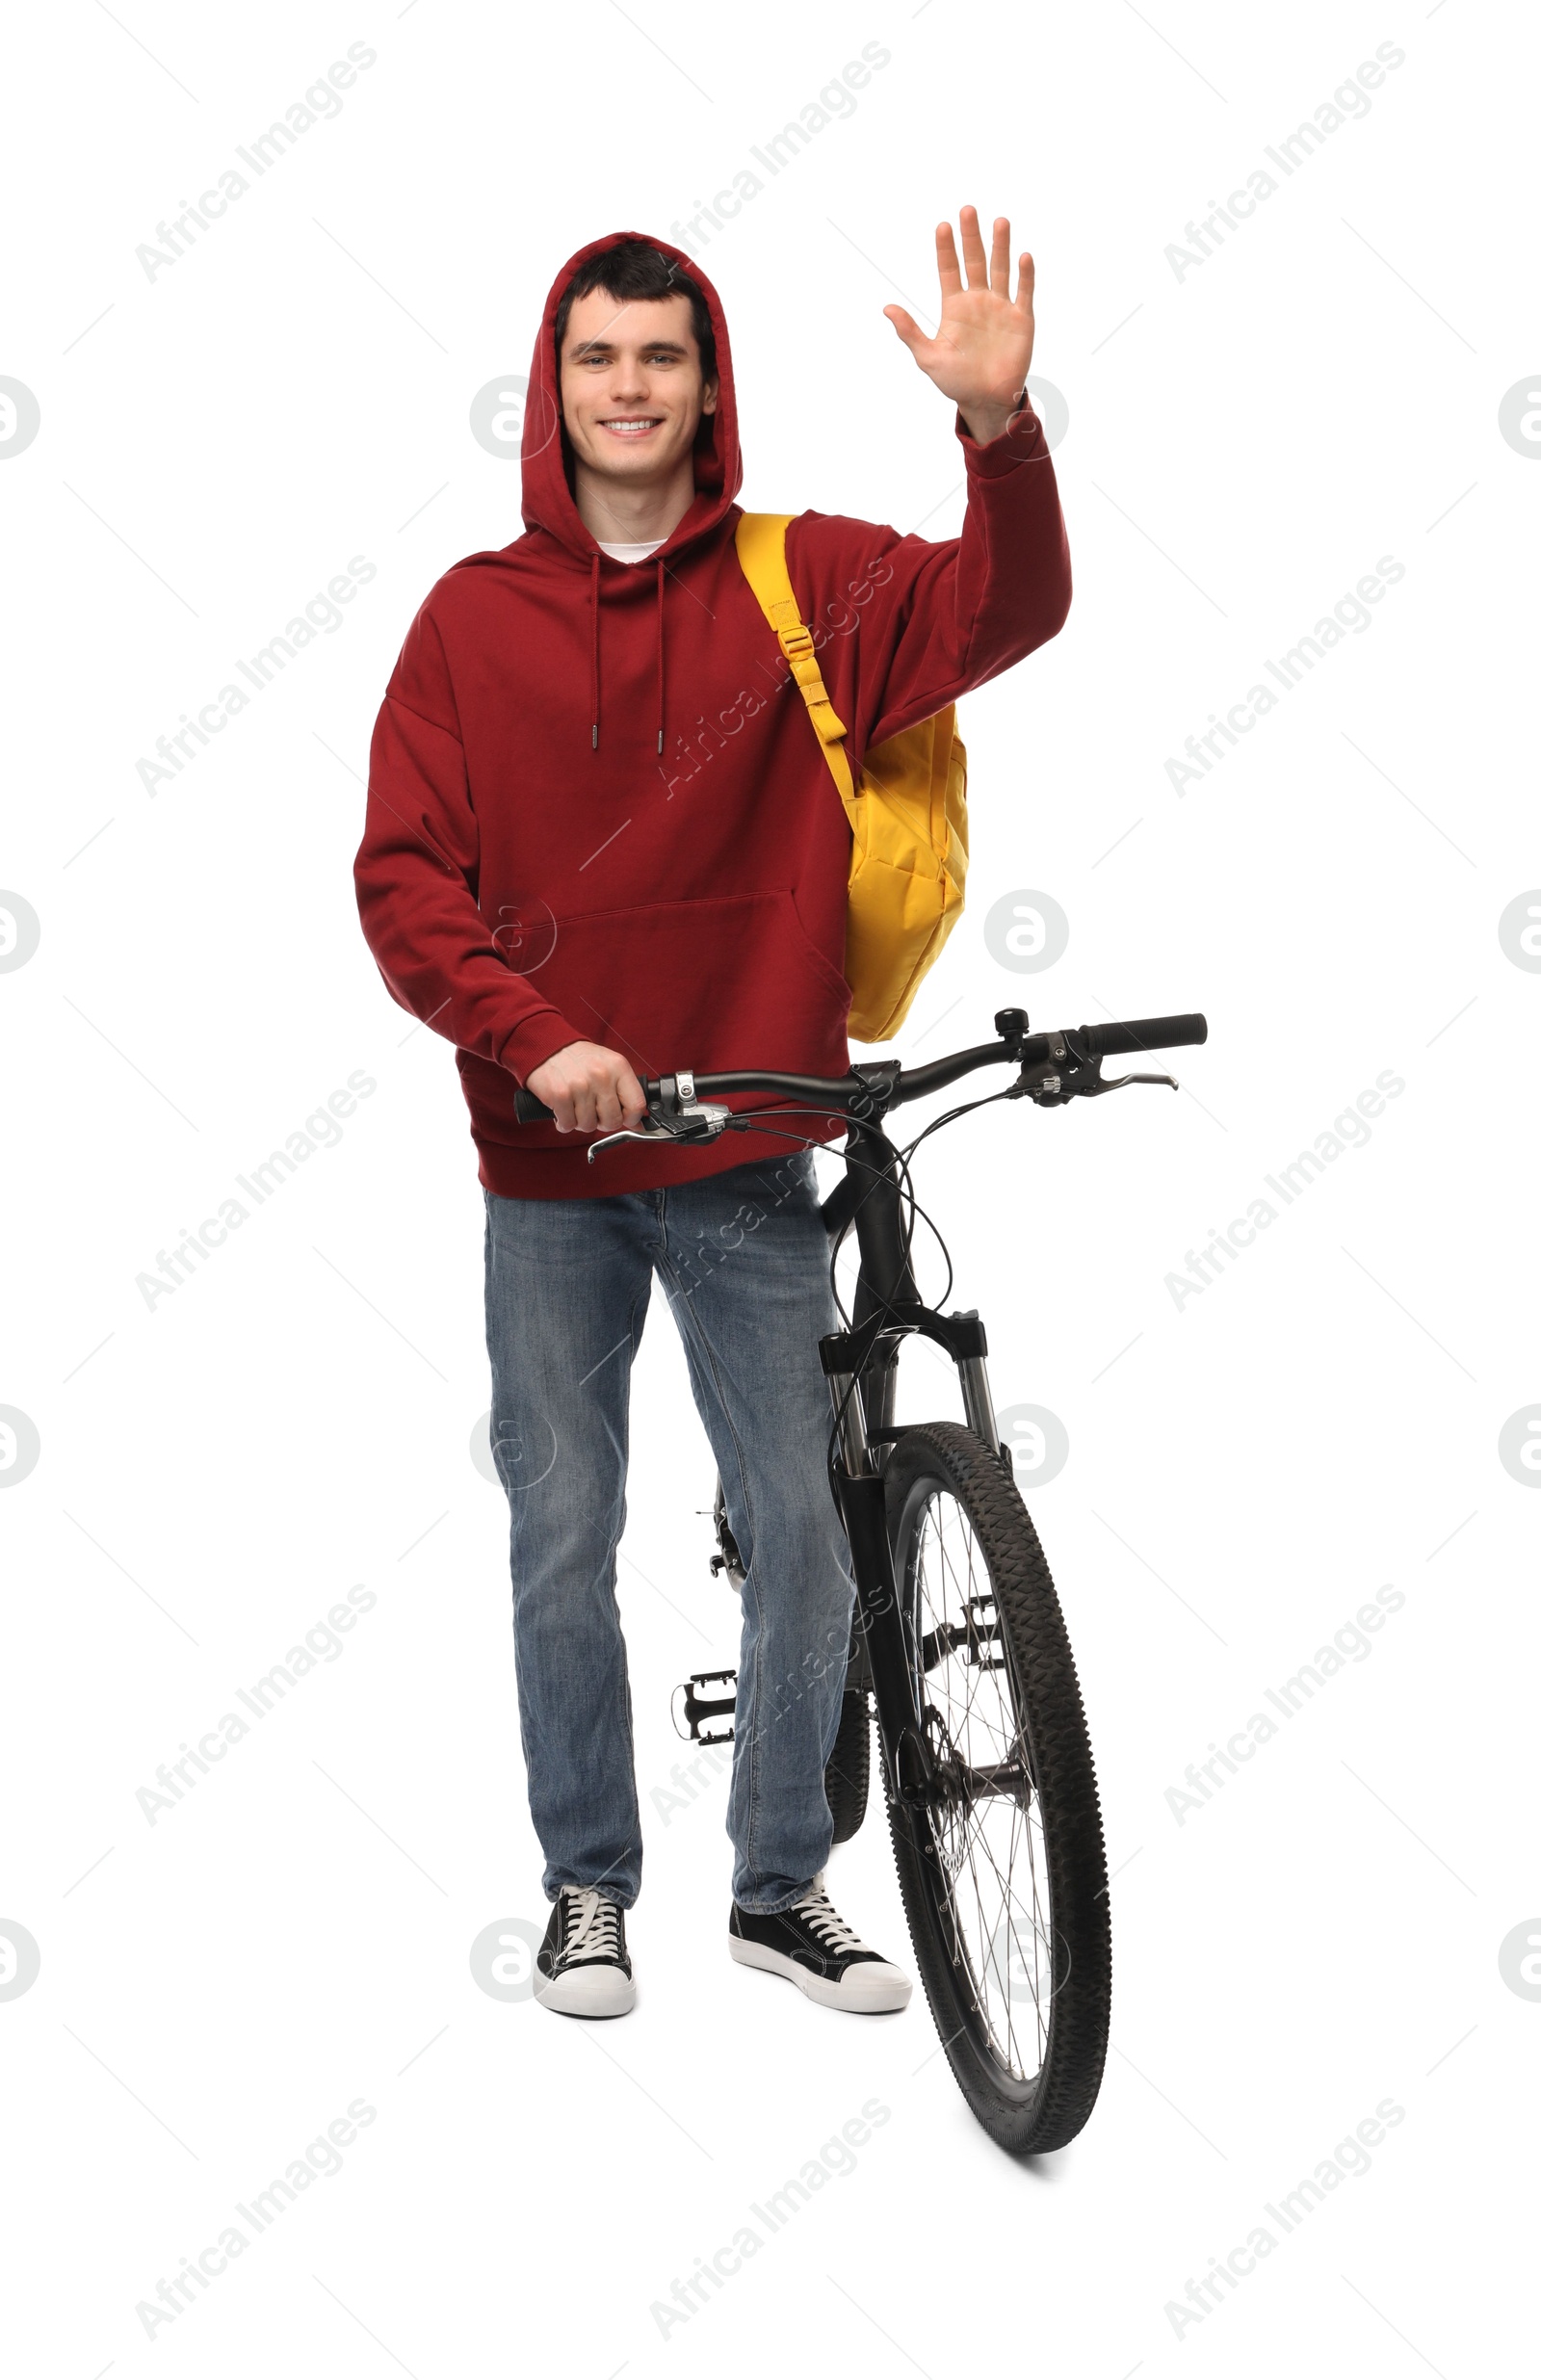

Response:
(520, 229), (742, 565)
(510, 230), (744, 754)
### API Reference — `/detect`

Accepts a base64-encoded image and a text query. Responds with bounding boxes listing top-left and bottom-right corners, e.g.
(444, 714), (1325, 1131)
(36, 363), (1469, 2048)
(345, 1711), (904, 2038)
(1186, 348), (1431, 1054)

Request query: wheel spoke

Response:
(907, 1488), (1056, 2084)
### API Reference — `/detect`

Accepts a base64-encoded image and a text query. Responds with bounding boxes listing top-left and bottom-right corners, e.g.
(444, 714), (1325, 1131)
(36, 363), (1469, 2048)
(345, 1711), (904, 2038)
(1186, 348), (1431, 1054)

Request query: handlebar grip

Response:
(1083, 1013), (1208, 1058)
(513, 1089), (555, 1123)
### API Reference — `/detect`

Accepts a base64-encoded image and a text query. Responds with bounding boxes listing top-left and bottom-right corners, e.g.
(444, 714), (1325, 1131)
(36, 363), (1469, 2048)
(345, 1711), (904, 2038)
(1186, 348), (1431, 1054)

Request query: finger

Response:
(618, 1065), (648, 1125)
(550, 1089), (576, 1134)
(958, 204), (988, 290)
(571, 1082), (599, 1135)
(989, 215), (1011, 295)
(884, 303), (928, 354)
(1015, 248), (1036, 313)
(594, 1081), (623, 1134)
(933, 221), (961, 301)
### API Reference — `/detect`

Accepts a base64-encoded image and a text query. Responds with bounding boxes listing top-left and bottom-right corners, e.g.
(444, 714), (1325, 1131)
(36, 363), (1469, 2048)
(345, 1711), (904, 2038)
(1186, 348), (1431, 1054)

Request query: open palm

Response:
(885, 207), (1035, 441)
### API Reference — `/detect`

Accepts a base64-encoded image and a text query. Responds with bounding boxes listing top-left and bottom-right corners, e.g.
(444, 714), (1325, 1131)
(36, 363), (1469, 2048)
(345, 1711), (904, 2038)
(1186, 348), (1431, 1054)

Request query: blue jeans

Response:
(483, 1149), (856, 1913)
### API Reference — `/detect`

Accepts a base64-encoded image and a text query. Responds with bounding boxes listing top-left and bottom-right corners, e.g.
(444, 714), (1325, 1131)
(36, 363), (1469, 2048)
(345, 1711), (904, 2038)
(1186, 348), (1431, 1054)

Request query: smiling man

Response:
(559, 272), (718, 547)
(354, 219), (1070, 2021)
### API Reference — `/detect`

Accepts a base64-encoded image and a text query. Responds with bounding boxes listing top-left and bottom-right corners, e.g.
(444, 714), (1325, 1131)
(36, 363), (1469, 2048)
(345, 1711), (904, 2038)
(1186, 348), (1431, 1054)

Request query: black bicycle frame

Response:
(508, 1004), (1206, 1818)
(819, 1110), (1005, 1812)
(508, 1003), (1206, 1814)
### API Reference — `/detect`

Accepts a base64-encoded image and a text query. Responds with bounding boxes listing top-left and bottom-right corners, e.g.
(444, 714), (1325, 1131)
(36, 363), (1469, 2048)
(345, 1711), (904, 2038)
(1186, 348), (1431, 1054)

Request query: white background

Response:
(3, 1), (1535, 2373)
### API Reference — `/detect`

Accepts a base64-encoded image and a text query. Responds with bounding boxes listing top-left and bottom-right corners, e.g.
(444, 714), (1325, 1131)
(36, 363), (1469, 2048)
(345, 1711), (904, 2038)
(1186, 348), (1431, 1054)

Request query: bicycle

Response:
(514, 1002), (1208, 2154)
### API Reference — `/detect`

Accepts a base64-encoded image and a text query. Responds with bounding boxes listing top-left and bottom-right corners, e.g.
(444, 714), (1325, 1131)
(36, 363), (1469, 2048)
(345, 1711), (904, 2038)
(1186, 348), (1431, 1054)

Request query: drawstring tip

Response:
(657, 731), (664, 755)
(591, 724), (598, 750)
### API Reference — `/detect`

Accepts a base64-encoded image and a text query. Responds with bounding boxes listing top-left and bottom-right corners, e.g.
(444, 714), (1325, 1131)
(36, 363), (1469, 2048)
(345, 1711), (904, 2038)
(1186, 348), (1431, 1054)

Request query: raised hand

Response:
(884, 207), (1035, 445)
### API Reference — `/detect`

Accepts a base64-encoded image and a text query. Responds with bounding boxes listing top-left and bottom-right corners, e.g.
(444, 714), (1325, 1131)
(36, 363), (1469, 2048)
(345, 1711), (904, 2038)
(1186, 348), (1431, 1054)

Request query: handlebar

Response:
(510, 1007), (1207, 1133)
(1078, 1013), (1208, 1059)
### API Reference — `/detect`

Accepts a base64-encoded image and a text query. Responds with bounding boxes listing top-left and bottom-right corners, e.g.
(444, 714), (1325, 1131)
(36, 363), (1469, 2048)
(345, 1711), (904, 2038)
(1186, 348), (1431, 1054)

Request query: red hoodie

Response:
(353, 231), (1071, 1199)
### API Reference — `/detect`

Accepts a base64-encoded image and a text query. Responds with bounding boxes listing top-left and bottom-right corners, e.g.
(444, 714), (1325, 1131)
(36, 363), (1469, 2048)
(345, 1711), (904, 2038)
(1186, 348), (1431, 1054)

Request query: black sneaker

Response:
(535, 1887), (636, 2018)
(729, 1872), (911, 2012)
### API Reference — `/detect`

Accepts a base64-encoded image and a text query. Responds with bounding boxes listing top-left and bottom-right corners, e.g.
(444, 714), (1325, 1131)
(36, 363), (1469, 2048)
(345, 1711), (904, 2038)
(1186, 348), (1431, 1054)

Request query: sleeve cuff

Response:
(956, 401), (1051, 476)
(497, 1011), (585, 1085)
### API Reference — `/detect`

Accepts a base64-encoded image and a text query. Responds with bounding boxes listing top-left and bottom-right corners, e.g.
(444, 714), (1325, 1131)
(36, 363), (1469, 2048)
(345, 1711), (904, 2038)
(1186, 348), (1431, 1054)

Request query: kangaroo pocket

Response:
(459, 887), (852, 1150)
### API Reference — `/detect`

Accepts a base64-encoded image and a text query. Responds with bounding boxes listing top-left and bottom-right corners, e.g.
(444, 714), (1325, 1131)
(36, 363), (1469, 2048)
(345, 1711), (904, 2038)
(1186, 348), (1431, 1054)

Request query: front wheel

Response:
(881, 1423), (1110, 2155)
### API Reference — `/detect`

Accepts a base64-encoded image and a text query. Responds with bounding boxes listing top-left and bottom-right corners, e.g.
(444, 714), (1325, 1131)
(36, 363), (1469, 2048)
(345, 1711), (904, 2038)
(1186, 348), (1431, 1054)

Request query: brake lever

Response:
(1082, 1069), (1178, 1096)
(588, 1115), (733, 1162)
(588, 1075), (734, 1162)
(1011, 1046), (1178, 1106)
(588, 1120), (678, 1160)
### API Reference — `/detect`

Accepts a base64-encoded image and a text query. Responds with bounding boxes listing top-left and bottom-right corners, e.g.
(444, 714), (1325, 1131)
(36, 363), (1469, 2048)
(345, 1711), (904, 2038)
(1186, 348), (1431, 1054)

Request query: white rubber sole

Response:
(729, 1936), (912, 2013)
(534, 1963), (637, 2018)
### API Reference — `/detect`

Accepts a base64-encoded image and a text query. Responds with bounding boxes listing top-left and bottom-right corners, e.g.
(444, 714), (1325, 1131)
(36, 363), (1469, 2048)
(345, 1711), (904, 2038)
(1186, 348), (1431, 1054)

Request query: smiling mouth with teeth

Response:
(599, 418), (663, 434)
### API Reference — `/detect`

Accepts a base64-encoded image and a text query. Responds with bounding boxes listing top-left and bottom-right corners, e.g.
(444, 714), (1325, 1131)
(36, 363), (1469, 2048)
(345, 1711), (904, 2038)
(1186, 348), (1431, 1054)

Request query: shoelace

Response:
(788, 1884), (873, 1957)
(561, 1888), (622, 1964)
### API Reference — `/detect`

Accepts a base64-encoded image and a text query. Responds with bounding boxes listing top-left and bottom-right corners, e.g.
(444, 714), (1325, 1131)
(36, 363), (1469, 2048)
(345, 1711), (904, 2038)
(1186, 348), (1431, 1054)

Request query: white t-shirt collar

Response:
(595, 537), (666, 564)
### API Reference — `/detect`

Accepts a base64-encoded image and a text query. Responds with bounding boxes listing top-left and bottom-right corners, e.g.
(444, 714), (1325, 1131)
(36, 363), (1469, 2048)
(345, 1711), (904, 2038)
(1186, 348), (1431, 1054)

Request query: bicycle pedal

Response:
(672, 1668), (738, 1746)
(961, 1596), (1004, 1666)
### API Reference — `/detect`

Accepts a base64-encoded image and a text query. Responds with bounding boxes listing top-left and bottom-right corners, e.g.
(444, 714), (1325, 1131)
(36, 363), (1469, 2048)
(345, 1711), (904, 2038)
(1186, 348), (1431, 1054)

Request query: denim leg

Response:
(653, 1149), (856, 1912)
(483, 1186), (655, 1908)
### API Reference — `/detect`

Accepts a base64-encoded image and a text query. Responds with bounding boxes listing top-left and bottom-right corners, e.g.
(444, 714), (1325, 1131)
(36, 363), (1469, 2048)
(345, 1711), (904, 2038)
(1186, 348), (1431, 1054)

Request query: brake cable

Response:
(718, 1089), (1012, 1507)
(703, 1107), (952, 1502)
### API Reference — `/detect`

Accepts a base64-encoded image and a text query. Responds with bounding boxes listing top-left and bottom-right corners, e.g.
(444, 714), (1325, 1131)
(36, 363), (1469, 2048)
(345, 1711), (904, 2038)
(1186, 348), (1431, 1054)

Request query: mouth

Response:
(596, 416), (665, 440)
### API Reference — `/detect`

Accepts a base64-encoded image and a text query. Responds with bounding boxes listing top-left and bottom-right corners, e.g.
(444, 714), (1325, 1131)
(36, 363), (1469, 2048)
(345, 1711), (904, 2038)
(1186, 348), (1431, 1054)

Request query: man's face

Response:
(559, 289), (717, 486)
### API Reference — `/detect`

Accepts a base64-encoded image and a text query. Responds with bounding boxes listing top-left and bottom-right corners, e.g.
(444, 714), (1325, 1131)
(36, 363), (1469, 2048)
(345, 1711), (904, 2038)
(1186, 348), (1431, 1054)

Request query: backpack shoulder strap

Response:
(734, 512), (855, 807)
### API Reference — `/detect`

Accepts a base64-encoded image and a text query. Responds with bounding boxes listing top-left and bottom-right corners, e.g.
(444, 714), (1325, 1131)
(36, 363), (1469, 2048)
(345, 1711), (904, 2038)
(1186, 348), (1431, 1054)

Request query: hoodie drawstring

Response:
(588, 552), (601, 750)
(588, 550), (667, 756)
(655, 558), (666, 757)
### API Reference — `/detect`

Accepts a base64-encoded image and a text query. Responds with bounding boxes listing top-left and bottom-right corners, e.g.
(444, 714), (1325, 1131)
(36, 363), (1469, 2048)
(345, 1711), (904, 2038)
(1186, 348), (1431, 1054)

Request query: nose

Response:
(607, 354), (649, 405)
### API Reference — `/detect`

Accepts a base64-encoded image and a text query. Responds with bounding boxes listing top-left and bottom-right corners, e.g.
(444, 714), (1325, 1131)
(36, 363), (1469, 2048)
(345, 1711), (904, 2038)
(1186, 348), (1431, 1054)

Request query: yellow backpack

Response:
(735, 511), (968, 1043)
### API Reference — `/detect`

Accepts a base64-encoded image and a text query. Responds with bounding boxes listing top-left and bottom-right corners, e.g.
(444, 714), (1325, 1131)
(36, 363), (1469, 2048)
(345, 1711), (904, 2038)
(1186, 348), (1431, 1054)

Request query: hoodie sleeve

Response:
(353, 605), (584, 1085)
(790, 401), (1071, 756)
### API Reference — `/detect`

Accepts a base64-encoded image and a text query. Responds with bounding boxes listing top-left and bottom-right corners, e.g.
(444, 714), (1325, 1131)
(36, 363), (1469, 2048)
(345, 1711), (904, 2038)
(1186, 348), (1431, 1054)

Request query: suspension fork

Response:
(825, 1452), (935, 1806)
(823, 1113), (1005, 1794)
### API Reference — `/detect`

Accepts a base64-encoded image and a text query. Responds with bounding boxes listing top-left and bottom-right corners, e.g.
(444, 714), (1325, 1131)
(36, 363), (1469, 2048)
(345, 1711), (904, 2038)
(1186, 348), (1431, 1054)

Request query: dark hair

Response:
(553, 239), (718, 387)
